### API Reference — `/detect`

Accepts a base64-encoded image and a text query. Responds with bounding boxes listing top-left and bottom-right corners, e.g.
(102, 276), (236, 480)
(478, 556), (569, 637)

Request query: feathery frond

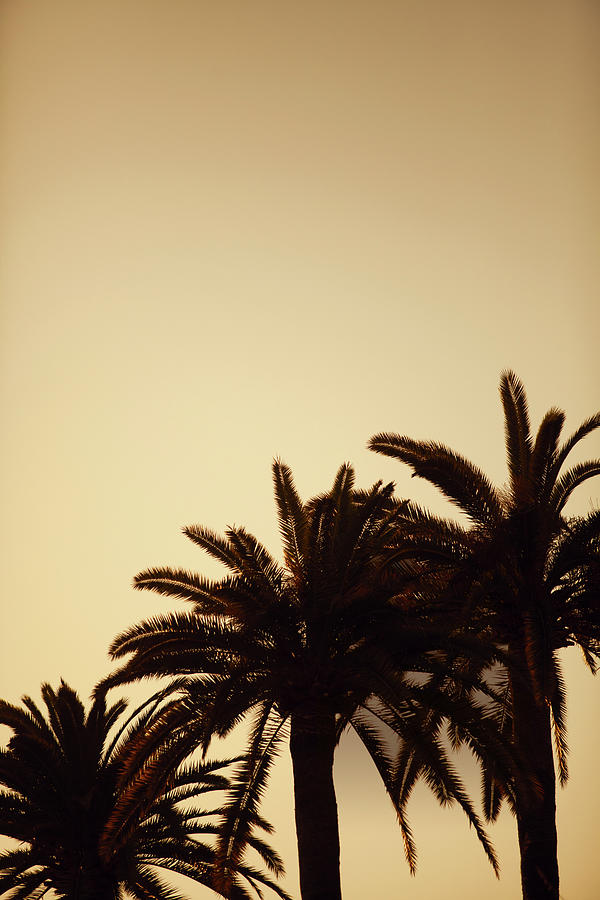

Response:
(368, 434), (503, 526)
(499, 369), (532, 487)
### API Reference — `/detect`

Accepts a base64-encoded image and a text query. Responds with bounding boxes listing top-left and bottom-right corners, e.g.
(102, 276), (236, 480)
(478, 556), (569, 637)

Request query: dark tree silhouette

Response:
(104, 460), (510, 900)
(0, 680), (289, 900)
(370, 370), (600, 900)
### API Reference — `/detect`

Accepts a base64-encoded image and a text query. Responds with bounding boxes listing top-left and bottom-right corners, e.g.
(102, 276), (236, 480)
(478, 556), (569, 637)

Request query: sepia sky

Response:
(1, 2), (599, 898)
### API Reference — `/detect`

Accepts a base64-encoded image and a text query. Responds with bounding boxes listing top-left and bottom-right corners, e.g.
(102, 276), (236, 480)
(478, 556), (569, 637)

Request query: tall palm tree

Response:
(369, 370), (600, 900)
(103, 460), (512, 900)
(0, 680), (289, 900)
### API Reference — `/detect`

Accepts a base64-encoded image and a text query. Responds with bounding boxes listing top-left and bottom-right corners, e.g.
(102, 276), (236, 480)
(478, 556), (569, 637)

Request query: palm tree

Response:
(369, 370), (600, 900)
(103, 460), (511, 900)
(0, 680), (289, 900)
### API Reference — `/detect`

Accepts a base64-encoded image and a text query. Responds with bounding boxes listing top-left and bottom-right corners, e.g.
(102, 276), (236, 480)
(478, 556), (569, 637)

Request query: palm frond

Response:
(108, 610), (244, 668)
(369, 433), (503, 527)
(101, 682), (186, 762)
(0, 865), (49, 898)
(330, 461), (355, 503)
(214, 704), (289, 893)
(183, 525), (241, 573)
(0, 847), (42, 885)
(530, 408), (565, 497)
(549, 656), (569, 787)
(126, 864), (191, 900)
(554, 411), (600, 470)
(0, 698), (52, 745)
(133, 566), (227, 610)
(180, 672), (273, 750)
(272, 458), (307, 577)
(224, 527), (285, 604)
(349, 711), (421, 872)
(499, 369), (532, 486)
(550, 460), (600, 514)
(234, 861), (294, 900)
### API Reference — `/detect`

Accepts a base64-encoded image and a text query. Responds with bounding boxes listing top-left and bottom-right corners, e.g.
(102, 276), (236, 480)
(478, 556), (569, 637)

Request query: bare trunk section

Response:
(290, 709), (342, 900)
(510, 660), (559, 900)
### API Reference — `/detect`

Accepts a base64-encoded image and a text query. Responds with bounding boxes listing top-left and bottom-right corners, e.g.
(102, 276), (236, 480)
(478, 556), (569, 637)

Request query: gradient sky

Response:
(1, 2), (599, 898)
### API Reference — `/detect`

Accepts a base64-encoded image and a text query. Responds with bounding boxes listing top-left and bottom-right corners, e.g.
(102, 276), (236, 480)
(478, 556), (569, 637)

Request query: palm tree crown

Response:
(105, 460), (510, 900)
(369, 370), (600, 900)
(0, 680), (289, 900)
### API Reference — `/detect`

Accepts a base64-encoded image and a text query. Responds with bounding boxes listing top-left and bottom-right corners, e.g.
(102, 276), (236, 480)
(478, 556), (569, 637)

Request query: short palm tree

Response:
(103, 460), (512, 900)
(0, 680), (289, 900)
(369, 370), (600, 900)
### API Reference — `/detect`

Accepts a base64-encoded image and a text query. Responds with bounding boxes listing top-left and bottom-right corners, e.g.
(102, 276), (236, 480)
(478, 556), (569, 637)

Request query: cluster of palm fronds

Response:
(0, 681), (290, 900)
(1, 371), (598, 900)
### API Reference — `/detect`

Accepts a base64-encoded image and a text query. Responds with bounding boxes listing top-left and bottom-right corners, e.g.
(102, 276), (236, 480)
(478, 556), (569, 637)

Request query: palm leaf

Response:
(550, 460), (600, 514)
(272, 458), (307, 577)
(530, 408), (565, 497)
(183, 525), (242, 573)
(548, 656), (569, 787)
(369, 434), (503, 526)
(499, 369), (532, 486)
(214, 704), (289, 893)
(554, 411), (600, 470)
(133, 566), (227, 610)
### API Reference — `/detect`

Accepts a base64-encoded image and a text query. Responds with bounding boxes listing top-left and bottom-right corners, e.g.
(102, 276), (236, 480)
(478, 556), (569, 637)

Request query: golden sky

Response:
(1, 2), (598, 898)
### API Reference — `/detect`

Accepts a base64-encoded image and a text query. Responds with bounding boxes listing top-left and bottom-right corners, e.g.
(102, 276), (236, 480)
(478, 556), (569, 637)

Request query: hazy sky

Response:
(1, 2), (598, 898)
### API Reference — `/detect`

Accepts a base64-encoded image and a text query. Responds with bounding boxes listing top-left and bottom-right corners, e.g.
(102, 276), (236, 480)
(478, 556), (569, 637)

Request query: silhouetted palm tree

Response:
(370, 370), (600, 900)
(0, 680), (289, 900)
(103, 460), (510, 900)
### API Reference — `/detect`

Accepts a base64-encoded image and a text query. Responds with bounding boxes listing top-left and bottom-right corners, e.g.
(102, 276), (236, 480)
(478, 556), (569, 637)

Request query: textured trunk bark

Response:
(290, 709), (342, 900)
(510, 660), (559, 900)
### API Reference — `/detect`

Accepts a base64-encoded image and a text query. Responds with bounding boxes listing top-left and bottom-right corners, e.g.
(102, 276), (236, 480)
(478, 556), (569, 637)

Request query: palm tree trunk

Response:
(510, 662), (559, 900)
(290, 709), (342, 900)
